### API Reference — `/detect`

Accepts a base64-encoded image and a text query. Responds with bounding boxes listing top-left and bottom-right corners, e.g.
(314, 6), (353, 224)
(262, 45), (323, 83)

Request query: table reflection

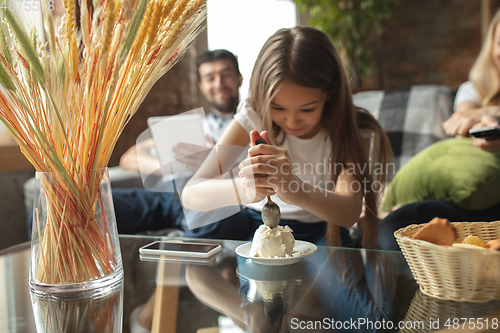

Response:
(237, 260), (314, 324)
(4, 237), (500, 333)
(186, 247), (419, 333)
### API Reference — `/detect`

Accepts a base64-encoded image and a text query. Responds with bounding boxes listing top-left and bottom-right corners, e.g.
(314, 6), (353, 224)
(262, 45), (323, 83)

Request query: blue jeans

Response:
(112, 186), (332, 244)
(378, 200), (500, 251)
(112, 187), (185, 234)
(26, 187), (185, 238)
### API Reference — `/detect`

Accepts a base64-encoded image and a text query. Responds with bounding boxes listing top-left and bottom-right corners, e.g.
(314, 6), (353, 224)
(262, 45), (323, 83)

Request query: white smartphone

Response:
(139, 241), (222, 258)
(139, 251), (221, 264)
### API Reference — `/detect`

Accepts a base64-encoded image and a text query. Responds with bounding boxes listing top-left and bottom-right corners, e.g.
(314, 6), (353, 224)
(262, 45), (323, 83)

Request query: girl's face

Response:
(493, 23), (500, 73)
(271, 80), (328, 139)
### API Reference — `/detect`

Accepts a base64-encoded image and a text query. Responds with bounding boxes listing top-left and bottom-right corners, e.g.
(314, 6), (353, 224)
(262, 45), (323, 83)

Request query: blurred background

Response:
(114, 0), (500, 168)
(1, 0), (499, 250)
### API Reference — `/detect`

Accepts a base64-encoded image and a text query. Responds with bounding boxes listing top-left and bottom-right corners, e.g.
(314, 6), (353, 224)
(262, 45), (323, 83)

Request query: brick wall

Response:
(109, 47), (201, 166)
(362, 0), (500, 91)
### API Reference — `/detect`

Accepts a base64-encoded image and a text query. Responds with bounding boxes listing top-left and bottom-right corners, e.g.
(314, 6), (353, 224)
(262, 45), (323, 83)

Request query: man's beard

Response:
(211, 95), (239, 113)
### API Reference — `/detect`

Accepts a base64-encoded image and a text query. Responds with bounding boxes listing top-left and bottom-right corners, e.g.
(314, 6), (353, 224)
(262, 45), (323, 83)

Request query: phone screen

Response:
(144, 242), (219, 253)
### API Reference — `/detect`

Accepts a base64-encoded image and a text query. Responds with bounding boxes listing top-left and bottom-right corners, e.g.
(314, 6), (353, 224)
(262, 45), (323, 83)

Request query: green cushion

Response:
(381, 138), (500, 211)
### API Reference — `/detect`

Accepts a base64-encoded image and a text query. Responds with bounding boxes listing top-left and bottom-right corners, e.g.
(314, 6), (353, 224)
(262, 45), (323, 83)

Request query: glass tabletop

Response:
(1, 235), (500, 333)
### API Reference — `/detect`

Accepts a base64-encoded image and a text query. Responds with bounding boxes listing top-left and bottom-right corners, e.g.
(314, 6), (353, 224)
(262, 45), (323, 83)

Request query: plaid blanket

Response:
(353, 85), (453, 172)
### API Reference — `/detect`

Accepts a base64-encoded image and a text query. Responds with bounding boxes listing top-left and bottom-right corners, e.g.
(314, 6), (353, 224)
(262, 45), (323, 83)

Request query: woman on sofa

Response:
(378, 10), (500, 251)
(442, 9), (500, 144)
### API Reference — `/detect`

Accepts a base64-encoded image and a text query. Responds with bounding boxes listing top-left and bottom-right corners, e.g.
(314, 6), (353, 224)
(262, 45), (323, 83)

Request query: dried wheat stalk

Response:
(0, 0), (206, 284)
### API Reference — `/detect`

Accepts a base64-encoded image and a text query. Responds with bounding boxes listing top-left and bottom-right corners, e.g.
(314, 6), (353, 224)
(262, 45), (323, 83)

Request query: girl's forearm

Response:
(291, 181), (362, 227)
(182, 120), (253, 212)
(182, 177), (243, 212)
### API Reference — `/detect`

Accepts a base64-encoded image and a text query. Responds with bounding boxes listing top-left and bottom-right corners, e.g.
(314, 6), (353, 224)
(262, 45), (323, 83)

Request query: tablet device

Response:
(148, 113), (206, 176)
(139, 241), (222, 258)
(468, 126), (500, 139)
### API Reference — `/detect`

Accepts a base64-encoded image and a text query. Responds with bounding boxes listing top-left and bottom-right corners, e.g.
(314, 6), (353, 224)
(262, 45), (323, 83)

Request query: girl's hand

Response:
(236, 130), (276, 203)
(238, 130), (303, 205)
(236, 175), (275, 204)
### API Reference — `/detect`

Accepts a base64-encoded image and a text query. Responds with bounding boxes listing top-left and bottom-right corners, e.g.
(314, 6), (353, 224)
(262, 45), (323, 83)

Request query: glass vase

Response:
(29, 167), (123, 293)
(31, 280), (123, 333)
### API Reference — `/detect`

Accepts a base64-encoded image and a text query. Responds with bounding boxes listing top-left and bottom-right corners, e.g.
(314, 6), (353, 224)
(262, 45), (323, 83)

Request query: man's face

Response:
(198, 59), (242, 113)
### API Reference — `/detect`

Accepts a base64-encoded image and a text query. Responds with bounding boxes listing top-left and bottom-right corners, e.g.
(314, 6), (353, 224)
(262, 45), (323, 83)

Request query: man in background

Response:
(113, 49), (243, 234)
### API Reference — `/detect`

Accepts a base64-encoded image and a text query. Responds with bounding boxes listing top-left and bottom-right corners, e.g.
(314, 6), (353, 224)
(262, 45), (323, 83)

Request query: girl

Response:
(182, 27), (392, 248)
(442, 9), (500, 139)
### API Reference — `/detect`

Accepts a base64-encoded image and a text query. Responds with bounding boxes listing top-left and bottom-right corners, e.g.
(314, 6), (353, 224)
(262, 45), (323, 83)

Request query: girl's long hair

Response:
(469, 9), (500, 106)
(249, 27), (393, 249)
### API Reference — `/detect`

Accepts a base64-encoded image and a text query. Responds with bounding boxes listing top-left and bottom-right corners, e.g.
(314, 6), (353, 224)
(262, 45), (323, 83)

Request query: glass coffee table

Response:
(1, 235), (500, 333)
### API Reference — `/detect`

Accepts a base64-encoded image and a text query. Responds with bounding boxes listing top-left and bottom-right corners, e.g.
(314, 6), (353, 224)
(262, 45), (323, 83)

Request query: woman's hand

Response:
(238, 130), (303, 205)
(442, 110), (481, 137)
(443, 104), (500, 137)
(472, 115), (500, 152)
(476, 138), (500, 152)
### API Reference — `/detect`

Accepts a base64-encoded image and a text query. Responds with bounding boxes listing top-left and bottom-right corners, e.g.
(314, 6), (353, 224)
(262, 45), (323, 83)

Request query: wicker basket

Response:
(395, 221), (500, 303)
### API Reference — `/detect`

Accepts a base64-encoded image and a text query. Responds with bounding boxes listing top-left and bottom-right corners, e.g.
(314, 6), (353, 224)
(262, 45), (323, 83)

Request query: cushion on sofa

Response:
(353, 85), (453, 172)
(381, 137), (500, 212)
